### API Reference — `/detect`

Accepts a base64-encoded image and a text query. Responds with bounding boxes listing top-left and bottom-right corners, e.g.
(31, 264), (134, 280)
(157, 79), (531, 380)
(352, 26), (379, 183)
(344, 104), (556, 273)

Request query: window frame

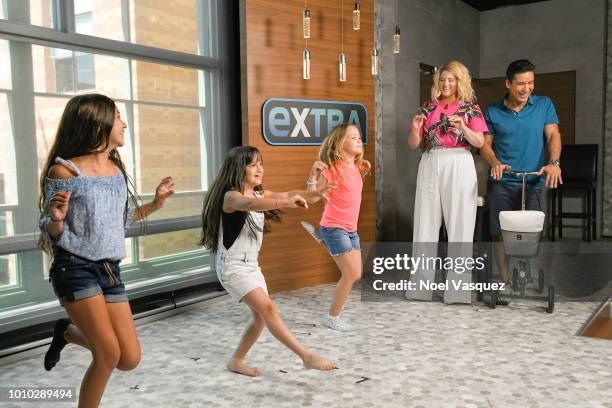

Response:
(0, 0), (236, 332)
(0, 0), (229, 254)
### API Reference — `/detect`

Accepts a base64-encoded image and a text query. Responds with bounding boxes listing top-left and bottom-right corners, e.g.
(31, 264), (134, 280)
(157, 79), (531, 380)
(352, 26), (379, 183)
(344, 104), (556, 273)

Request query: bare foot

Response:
(227, 358), (261, 377)
(302, 353), (337, 371)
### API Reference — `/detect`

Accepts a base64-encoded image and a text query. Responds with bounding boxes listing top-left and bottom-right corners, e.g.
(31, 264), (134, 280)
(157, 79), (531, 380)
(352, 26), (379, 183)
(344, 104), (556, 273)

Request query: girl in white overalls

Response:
(200, 146), (336, 377)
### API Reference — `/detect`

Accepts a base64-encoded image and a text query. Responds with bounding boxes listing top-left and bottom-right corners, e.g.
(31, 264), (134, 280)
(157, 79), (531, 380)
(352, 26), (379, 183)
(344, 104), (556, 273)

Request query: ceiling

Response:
(459, 0), (551, 11)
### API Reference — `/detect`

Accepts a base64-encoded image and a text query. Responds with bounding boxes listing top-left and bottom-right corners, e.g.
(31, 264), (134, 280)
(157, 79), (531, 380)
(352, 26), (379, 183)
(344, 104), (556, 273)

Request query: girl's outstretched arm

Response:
(264, 185), (334, 205)
(133, 177), (175, 222)
(223, 191), (307, 213)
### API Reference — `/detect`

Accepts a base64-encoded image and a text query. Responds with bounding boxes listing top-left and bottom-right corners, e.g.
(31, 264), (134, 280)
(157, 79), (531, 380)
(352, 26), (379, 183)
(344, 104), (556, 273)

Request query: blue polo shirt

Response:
(484, 95), (559, 187)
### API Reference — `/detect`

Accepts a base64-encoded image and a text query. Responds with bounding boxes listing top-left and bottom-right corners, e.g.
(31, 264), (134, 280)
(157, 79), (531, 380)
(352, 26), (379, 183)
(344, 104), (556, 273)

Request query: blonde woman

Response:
(406, 60), (488, 304)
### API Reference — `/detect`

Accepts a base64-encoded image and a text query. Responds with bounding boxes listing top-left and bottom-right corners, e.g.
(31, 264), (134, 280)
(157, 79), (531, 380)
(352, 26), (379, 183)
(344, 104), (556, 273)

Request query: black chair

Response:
(551, 144), (598, 241)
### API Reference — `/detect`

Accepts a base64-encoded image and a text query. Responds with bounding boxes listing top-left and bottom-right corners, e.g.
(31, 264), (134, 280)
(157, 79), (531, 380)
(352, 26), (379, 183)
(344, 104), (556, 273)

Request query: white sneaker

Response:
(323, 314), (354, 332)
(300, 221), (323, 244)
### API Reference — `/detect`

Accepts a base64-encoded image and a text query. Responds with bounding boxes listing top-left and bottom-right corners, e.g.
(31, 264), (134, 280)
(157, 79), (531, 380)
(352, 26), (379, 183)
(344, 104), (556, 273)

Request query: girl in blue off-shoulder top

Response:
(38, 94), (175, 408)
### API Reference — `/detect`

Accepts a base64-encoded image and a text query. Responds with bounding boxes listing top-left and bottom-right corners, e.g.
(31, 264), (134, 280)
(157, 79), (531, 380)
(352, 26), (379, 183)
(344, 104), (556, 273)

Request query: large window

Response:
(0, 0), (232, 329)
(3, 0), (212, 56)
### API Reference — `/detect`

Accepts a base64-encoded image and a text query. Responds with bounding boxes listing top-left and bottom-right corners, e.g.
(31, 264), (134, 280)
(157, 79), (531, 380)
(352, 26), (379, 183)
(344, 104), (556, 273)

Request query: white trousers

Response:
(408, 148), (477, 304)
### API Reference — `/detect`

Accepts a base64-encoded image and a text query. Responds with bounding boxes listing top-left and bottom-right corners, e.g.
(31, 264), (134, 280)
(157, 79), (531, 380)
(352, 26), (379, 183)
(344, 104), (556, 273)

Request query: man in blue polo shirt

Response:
(480, 59), (563, 290)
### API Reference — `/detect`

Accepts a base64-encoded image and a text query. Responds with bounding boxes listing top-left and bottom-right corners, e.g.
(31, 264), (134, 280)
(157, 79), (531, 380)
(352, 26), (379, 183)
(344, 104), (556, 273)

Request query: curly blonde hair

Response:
(318, 124), (370, 183)
(430, 60), (476, 103)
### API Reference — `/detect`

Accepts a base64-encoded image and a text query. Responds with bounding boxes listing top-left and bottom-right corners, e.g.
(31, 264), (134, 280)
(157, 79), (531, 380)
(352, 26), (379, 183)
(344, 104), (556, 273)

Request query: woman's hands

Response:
(408, 114), (426, 149)
(448, 114), (466, 131)
(449, 114), (484, 148)
(410, 114), (426, 133)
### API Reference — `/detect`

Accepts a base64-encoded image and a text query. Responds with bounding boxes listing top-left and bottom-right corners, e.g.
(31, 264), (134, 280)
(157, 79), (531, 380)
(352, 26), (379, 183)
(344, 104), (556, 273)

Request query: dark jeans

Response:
(49, 248), (127, 306)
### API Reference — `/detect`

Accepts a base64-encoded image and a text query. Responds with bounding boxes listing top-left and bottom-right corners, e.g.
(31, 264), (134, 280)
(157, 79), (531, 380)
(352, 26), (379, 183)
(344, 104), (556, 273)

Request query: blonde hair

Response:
(430, 60), (476, 103)
(318, 124), (370, 182)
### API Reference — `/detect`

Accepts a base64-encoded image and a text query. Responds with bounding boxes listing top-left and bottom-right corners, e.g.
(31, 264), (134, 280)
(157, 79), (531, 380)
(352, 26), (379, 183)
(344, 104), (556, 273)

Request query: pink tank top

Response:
(319, 163), (363, 232)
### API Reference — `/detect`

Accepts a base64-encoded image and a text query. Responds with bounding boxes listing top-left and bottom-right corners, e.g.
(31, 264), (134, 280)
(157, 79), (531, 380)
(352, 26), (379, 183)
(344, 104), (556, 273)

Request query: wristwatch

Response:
(549, 159), (560, 167)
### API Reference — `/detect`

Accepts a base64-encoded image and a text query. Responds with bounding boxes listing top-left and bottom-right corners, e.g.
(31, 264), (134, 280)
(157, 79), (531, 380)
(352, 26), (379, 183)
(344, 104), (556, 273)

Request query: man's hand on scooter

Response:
(491, 162), (511, 180)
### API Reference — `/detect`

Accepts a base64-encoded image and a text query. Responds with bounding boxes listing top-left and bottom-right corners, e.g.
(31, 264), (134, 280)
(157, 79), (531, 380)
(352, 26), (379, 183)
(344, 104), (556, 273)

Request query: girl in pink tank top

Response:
(305, 124), (371, 332)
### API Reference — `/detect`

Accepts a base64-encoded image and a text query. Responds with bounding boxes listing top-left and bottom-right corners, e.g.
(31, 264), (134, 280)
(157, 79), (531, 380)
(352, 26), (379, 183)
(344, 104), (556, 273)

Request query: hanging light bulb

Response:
(303, 48), (311, 79)
(371, 48), (379, 76)
(338, 0), (346, 82)
(393, 26), (400, 54)
(339, 53), (347, 82)
(303, 6), (311, 39)
(393, 0), (400, 54)
(352, 2), (360, 30)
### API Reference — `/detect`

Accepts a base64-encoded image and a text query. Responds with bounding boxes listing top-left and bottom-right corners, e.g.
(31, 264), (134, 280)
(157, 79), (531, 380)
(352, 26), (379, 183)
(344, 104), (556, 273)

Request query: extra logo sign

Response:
(262, 98), (368, 146)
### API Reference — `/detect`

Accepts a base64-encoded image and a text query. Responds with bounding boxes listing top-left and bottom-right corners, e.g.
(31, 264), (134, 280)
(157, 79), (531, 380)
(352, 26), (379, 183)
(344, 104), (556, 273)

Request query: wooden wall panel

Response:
(240, 0), (376, 293)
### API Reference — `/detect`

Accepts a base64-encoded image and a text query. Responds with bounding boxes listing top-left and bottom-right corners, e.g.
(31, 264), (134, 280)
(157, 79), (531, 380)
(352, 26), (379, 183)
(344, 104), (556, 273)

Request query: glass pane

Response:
(29, 0), (56, 29)
(0, 254), (18, 289)
(0, 210), (15, 239)
(91, 54), (129, 99)
(76, 0), (125, 41)
(124, 238), (135, 265)
(0, 250), (55, 312)
(32, 45), (73, 94)
(33, 45), (129, 98)
(138, 228), (202, 261)
(34, 96), (71, 178)
(129, 0), (201, 54)
(133, 104), (205, 195)
(0, 1), (4, 19)
(132, 60), (204, 106)
(146, 194), (203, 220)
(74, 0), (209, 56)
(0, 93), (17, 208)
(0, 40), (11, 89)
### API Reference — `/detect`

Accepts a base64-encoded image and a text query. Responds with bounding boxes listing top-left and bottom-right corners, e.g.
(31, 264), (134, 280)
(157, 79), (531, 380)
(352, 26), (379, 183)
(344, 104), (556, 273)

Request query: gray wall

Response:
(377, 0), (609, 241)
(378, 0), (480, 241)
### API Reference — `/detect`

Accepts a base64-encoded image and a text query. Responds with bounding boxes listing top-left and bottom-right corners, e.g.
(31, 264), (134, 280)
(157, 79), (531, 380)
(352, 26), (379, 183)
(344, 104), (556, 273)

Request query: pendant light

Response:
(393, 0), (400, 54)
(339, 0), (346, 81)
(303, 1), (311, 79)
(352, 2), (360, 30)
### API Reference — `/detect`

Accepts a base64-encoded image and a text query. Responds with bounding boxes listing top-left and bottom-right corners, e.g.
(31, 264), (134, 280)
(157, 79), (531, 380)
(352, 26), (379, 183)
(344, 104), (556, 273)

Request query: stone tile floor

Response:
(0, 284), (610, 408)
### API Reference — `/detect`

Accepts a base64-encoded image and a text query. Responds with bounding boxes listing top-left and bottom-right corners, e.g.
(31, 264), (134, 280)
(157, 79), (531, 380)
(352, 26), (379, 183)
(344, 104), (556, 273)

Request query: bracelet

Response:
(306, 179), (318, 186)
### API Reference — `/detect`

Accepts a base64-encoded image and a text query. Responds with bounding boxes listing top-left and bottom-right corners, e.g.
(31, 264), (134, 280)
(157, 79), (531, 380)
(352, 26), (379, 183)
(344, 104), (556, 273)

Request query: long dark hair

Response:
(200, 146), (281, 253)
(37, 93), (141, 253)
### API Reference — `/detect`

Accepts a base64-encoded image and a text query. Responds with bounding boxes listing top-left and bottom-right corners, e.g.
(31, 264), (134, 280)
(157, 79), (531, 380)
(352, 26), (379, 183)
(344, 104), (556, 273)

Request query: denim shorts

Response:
(487, 180), (543, 236)
(319, 226), (360, 256)
(49, 248), (128, 307)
